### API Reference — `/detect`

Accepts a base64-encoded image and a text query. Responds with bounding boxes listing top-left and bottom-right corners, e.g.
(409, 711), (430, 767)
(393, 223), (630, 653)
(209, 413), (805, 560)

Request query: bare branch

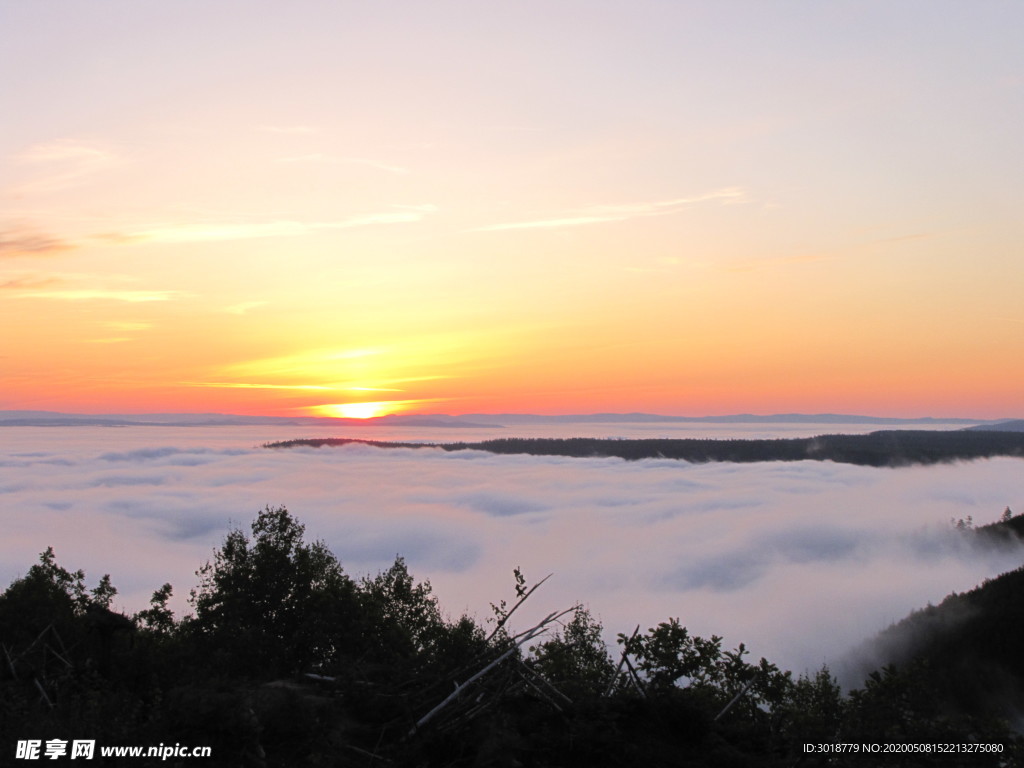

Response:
(515, 666), (564, 712)
(623, 655), (647, 698)
(412, 604), (574, 735)
(2, 644), (16, 680)
(485, 573), (553, 643)
(714, 679), (755, 722)
(605, 625), (640, 696)
(519, 661), (573, 705)
(34, 678), (54, 709)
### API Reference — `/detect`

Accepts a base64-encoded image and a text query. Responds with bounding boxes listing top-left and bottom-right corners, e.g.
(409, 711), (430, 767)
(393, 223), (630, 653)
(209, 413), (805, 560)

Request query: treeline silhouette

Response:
(265, 429), (1024, 467)
(2, 507), (1021, 767)
(851, 511), (1024, 726)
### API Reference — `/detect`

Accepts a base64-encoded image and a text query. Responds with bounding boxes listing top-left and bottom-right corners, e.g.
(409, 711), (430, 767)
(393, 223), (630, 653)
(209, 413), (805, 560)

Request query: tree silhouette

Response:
(188, 505), (358, 676)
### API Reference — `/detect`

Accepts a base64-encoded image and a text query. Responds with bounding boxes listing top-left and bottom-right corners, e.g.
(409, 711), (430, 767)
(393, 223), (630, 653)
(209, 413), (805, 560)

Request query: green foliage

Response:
(772, 667), (845, 750)
(529, 606), (615, 697)
(134, 582), (175, 635)
(90, 573), (117, 609)
(359, 555), (445, 663)
(624, 618), (725, 692)
(0, 546), (117, 649)
(839, 662), (1014, 757)
(487, 565), (528, 639)
(188, 505), (358, 676)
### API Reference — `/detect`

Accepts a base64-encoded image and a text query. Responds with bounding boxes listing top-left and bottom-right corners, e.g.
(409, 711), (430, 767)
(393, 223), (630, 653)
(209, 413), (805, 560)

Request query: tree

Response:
(188, 506), (358, 676)
(624, 618), (725, 692)
(0, 547), (115, 648)
(529, 606), (615, 697)
(359, 556), (445, 663)
(135, 583), (175, 635)
(773, 667), (844, 749)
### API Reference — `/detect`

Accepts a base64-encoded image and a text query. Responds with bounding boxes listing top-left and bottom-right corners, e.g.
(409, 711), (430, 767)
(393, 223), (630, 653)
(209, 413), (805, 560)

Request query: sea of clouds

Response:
(2, 423), (1023, 678)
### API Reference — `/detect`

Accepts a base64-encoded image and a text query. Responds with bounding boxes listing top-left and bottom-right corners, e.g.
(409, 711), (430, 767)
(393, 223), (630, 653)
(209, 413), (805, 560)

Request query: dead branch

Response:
(604, 625), (640, 696)
(714, 679), (755, 722)
(12, 624), (55, 663)
(484, 573), (553, 644)
(412, 645), (519, 734)
(515, 667), (564, 712)
(518, 661), (572, 705)
(623, 655), (647, 698)
(343, 743), (391, 762)
(411, 605), (571, 735)
(43, 643), (73, 670)
(3, 643), (16, 680)
(34, 678), (54, 709)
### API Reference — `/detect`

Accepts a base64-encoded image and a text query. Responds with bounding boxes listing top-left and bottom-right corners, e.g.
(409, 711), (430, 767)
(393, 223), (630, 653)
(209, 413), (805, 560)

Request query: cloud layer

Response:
(2, 424), (1023, 677)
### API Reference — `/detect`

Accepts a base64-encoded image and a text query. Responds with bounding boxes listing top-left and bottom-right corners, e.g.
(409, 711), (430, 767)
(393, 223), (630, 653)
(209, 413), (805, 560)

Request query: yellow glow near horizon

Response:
(311, 401), (410, 419)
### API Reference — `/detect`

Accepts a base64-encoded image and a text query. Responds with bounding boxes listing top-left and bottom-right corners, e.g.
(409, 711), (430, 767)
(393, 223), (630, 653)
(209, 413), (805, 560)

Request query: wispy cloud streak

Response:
(0, 230), (76, 257)
(1, 271), (184, 302)
(12, 140), (120, 194)
(472, 188), (746, 232)
(224, 301), (268, 315)
(182, 382), (337, 391)
(0, 273), (64, 290)
(108, 211), (432, 245)
(277, 154), (410, 175)
(11, 289), (182, 302)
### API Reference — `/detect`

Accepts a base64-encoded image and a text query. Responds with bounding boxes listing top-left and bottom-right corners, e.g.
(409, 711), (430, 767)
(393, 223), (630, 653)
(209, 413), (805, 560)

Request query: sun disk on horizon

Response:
(312, 401), (405, 419)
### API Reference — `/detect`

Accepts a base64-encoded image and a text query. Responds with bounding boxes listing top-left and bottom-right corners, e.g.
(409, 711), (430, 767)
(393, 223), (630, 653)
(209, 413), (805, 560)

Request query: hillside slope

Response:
(849, 516), (1024, 722)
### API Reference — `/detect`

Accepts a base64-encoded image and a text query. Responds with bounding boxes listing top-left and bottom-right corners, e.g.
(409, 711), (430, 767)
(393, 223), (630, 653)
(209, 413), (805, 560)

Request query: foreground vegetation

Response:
(2, 507), (1023, 766)
(265, 429), (1024, 467)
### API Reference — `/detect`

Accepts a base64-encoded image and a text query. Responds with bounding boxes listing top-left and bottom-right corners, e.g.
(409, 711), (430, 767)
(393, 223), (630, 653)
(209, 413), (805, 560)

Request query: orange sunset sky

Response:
(2, 2), (1022, 419)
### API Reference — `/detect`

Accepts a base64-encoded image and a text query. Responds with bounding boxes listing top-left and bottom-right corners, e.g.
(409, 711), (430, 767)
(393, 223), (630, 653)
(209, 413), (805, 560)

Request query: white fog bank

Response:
(2, 424), (1022, 676)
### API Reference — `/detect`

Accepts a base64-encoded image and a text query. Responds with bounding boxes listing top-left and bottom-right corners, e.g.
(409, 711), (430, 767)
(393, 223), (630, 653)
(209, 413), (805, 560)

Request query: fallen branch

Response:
(605, 625), (640, 696)
(714, 679), (755, 722)
(34, 678), (53, 709)
(411, 605), (572, 735)
(623, 655), (647, 698)
(516, 666), (564, 713)
(3, 643), (16, 680)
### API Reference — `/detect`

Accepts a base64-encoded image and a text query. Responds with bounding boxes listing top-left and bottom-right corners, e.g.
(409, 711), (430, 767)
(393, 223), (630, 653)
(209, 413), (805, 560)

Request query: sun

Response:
(312, 401), (402, 419)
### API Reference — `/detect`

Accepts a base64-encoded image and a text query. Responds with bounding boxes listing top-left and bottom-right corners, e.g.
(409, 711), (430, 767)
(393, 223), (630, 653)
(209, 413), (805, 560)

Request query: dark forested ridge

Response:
(266, 429), (1024, 467)
(3, 507), (1023, 767)
(845, 512), (1024, 725)
(966, 419), (1024, 433)
(849, 563), (1024, 724)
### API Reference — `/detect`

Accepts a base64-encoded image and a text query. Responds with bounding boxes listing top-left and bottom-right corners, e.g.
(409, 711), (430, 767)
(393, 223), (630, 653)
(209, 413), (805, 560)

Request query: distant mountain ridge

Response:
(456, 412), (994, 425)
(0, 410), (1004, 428)
(0, 410), (501, 428)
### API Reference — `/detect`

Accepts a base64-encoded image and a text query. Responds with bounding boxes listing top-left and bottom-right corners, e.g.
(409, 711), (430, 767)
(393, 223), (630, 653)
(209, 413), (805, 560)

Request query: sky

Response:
(2, 1), (1023, 418)
(3, 425), (1023, 677)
